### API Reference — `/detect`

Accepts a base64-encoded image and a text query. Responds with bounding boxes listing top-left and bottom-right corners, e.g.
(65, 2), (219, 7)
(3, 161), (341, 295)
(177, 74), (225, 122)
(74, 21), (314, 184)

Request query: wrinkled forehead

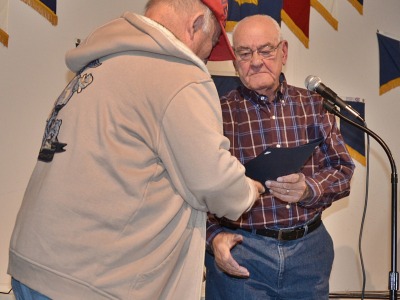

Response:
(233, 19), (279, 47)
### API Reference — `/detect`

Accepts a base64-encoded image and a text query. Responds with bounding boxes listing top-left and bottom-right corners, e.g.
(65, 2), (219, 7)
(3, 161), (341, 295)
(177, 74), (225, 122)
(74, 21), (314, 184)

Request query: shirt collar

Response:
(240, 73), (287, 106)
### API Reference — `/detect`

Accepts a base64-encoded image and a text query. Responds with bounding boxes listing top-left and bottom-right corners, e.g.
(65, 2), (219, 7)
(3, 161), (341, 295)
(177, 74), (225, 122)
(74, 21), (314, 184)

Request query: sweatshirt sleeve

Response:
(158, 79), (257, 221)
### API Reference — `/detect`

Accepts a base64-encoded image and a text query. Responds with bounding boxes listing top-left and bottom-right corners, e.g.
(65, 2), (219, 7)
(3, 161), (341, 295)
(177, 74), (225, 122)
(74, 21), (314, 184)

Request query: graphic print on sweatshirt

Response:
(38, 60), (101, 162)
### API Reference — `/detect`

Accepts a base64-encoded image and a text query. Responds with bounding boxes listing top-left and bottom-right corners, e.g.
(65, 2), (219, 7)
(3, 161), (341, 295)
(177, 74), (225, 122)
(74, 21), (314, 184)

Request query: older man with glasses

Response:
(205, 14), (355, 300)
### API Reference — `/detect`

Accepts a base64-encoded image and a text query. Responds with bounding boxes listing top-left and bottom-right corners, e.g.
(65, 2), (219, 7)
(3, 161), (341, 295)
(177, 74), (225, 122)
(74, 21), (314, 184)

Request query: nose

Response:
(250, 51), (264, 66)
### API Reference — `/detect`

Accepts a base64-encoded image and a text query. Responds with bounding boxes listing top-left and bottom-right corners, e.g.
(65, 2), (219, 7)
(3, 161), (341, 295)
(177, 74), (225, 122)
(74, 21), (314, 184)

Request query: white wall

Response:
(1, 0), (400, 297)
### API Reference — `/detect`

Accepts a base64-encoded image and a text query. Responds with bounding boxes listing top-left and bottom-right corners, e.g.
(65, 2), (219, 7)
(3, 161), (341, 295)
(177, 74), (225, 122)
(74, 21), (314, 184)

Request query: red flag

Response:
(282, 0), (310, 48)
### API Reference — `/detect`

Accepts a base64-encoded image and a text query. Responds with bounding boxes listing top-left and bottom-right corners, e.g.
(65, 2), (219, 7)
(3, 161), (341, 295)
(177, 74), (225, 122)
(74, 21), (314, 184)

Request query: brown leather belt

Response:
(220, 215), (322, 241)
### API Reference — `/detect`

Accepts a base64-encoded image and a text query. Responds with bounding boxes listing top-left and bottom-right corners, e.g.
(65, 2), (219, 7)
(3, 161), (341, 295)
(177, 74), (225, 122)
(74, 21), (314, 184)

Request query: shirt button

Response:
(271, 115), (276, 120)
(276, 144), (281, 148)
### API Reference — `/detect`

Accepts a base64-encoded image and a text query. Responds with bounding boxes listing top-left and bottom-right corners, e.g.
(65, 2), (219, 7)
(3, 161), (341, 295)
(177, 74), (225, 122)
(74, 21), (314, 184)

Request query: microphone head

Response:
(304, 75), (321, 91)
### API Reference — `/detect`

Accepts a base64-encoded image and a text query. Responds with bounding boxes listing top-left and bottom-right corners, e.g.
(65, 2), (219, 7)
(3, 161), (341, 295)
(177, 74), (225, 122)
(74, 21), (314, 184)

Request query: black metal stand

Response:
(324, 101), (398, 299)
(329, 291), (400, 298)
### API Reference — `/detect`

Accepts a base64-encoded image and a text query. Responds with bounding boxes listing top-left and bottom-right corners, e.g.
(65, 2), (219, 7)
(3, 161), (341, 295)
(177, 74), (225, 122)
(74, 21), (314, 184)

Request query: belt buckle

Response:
(278, 229), (286, 240)
(277, 228), (304, 240)
(295, 228), (305, 240)
(277, 218), (317, 241)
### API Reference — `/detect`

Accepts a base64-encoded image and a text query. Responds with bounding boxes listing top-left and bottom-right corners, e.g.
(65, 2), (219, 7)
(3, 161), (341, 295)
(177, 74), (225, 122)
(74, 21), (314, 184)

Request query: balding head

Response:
(231, 14), (288, 97)
(145, 0), (234, 62)
(144, 0), (217, 61)
(232, 15), (282, 48)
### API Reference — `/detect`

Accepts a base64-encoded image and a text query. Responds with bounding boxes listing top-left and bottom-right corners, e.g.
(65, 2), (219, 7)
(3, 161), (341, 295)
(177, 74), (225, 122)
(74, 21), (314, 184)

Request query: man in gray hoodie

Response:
(8, 0), (264, 299)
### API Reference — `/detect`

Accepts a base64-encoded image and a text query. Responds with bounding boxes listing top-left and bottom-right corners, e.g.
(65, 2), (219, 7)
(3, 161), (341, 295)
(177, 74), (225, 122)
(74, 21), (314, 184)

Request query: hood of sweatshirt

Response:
(65, 12), (209, 74)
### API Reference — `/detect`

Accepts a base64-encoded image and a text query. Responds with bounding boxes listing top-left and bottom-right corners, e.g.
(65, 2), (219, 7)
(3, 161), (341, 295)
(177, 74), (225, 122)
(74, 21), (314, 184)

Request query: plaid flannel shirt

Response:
(206, 74), (355, 246)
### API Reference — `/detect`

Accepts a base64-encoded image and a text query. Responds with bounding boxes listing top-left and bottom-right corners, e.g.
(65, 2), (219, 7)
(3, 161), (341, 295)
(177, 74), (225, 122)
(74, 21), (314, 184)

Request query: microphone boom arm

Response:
(324, 100), (398, 300)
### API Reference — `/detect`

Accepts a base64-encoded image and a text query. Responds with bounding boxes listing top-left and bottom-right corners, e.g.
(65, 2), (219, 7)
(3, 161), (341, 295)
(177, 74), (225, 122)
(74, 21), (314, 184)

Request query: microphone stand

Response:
(323, 101), (398, 300)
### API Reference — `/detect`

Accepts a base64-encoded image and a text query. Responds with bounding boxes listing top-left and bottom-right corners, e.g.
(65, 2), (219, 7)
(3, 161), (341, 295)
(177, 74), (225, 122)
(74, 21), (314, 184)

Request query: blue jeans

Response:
(11, 278), (51, 300)
(205, 223), (334, 300)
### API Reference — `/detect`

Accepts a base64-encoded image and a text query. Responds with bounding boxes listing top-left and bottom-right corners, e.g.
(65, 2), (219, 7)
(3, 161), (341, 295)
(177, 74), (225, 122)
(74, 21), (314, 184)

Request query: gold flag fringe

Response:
(379, 78), (400, 95)
(0, 27), (8, 47)
(311, 0), (338, 31)
(21, 0), (57, 26)
(281, 9), (309, 48)
(234, 0), (259, 5)
(225, 21), (237, 32)
(346, 145), (366, 166)
(347, 0), (363, 15)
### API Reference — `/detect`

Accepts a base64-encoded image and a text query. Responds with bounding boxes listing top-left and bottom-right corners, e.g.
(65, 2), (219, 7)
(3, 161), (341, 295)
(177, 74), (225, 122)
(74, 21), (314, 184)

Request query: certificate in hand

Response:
(244, 137), (324, 186)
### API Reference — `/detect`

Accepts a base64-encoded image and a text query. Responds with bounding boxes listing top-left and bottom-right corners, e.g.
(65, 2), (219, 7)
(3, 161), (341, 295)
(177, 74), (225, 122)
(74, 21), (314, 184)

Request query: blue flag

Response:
(377, 32), (400, 95)
(340, 99), (366, 166)
(226, 0), (283, 32)
(21, 0), (57, 25)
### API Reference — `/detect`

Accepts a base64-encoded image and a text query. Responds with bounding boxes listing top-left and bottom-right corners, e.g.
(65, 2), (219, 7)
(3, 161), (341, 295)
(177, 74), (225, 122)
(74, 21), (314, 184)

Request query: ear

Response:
(188, 13), (205, 40)
(281, 40), (288, 65)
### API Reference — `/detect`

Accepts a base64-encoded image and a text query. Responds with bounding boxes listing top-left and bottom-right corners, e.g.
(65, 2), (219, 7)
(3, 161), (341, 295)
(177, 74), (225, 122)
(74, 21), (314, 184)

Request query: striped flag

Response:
(226, 0), (283, 32)
(377, 32), (400, 95)
(21, 0), (57, 25)
(347, 0), (363, 15)
(0, 0), (9, 47)
(282, 0), (310, 48)
(311, 0), (338, 30)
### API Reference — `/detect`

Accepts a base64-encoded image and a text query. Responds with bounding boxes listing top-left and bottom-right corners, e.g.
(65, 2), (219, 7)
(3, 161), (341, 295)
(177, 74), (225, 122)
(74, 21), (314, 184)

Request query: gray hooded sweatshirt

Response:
(8, 12), (256, 300)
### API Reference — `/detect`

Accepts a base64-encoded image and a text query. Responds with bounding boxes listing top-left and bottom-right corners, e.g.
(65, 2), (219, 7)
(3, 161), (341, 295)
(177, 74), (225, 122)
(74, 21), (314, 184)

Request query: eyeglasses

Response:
(234, 41), (283, 62)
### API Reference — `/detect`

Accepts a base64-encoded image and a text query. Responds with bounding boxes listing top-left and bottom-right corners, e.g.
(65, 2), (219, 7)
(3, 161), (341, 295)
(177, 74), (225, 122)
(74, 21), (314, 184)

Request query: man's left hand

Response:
(265, 173), (310, 203)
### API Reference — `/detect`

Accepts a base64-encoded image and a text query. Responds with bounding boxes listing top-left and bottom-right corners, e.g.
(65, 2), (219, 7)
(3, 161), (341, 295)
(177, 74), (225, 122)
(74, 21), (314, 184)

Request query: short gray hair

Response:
(145, 0), (214, 33)
(201, 6), (214, 33)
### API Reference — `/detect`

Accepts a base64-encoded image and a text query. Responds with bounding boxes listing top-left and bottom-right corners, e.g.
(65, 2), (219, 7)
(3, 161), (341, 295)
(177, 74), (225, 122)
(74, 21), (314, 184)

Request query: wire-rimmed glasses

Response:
(234, 41), (283, 62)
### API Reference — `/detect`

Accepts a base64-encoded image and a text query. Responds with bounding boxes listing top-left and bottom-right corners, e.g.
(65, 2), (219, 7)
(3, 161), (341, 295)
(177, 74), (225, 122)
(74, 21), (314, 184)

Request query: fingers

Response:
(217, 256), (250, 277)
(267, 186), (304, 202)
(276, 172), (304, 183)
(253, 180), (265, 195)
(265, 173), (306, 202)
(212, 232), (250, 278)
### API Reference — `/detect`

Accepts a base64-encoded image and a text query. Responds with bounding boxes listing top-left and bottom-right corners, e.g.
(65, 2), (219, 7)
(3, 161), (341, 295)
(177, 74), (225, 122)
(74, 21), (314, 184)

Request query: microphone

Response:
(305, 75), (364, 122)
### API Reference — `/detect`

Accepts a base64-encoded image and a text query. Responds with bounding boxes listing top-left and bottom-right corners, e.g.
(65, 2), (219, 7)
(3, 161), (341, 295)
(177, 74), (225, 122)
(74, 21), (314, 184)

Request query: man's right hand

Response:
(212, 232), (250, 278)
(253, 180), (265, 198)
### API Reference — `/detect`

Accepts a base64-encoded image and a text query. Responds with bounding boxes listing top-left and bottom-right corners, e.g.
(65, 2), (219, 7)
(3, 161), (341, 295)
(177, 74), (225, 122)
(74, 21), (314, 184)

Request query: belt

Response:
(220, 215), (322, 241)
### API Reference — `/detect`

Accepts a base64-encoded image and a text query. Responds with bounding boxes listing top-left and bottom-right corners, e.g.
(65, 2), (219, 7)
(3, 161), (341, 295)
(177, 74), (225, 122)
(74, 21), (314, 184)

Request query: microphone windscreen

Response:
(304, 75), (321, 91)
